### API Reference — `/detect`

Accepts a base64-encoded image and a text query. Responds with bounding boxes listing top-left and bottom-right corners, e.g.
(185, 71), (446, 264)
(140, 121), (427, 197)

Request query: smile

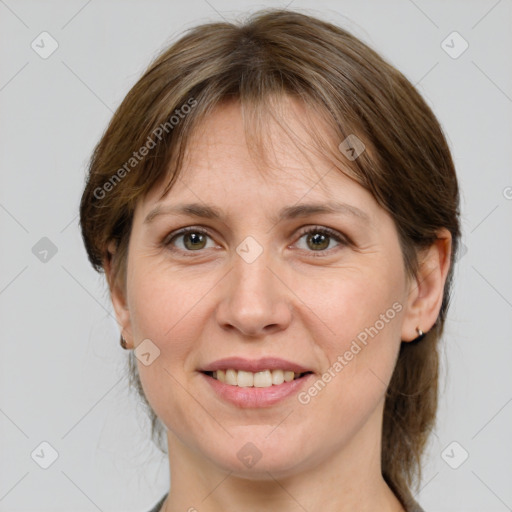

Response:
(204, 369), (313, 388)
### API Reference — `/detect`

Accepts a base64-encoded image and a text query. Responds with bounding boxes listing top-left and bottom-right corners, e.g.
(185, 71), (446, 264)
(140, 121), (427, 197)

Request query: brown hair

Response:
(79, 8), (460, 506)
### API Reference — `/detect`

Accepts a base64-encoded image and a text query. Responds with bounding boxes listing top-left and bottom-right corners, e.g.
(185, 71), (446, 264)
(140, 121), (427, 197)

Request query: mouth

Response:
(200, 367), (315, 408)
(198, 357), (315, 407)
(201, 369), (314, 388)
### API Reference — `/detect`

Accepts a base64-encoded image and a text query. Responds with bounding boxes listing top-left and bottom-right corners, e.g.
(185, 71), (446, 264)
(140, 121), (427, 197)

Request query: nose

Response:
(215, 248), (293, 338)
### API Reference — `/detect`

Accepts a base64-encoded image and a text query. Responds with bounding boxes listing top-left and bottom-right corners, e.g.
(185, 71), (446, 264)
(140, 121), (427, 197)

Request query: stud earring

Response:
(415, 327), (426, 341)
(120, 335), (129, 350)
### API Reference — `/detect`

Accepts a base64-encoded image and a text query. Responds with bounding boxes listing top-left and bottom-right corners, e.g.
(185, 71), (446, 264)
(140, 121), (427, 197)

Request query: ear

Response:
(401, 228), (452, 342)
(104, 240), (133, 348)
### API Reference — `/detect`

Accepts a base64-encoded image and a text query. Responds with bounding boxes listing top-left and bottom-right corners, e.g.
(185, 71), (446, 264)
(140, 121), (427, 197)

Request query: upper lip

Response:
(200, 357), (313, 374)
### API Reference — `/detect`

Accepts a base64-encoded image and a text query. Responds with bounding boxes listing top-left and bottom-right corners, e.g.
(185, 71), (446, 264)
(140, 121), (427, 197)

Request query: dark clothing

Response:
(147, 493), (167, 512)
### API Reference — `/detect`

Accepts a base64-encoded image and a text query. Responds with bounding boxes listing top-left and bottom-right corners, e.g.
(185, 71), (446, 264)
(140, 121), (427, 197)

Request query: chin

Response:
(201, 434), (316, 479)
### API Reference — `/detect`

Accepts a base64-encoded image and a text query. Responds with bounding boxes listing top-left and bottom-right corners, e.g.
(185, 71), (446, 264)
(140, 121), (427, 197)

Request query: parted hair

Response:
(79, 9), (460, 507)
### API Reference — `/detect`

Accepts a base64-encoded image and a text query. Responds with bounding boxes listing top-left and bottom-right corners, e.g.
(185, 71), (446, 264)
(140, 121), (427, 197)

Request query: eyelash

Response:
(162, 225), (349, 258)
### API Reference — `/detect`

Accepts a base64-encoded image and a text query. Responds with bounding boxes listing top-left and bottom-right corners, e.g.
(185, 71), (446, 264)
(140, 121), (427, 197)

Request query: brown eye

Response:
(182, 232), (207, 250)
(165, 227), (214, 252)
(295, 226), (347, 255)
(305, 232), (330, 251)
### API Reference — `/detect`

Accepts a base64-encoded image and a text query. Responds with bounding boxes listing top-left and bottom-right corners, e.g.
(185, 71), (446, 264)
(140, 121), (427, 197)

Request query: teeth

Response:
(237, 370), (254, 387)
(210, 369), (306, 388)
(283, 370), (295, 382)
(272, 369), (284, 385)
(225, 369), (237, 386)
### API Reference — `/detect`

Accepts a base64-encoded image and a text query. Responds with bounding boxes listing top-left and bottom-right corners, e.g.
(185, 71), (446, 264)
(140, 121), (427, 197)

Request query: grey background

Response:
(1, 0), (511, 511)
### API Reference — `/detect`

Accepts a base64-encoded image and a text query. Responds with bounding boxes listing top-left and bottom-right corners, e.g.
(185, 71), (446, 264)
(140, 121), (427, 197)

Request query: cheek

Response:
(302, 261), (405, 350)
(128, 256), (216, 345)
(295, 260), (405, 405)
(127, 262), (213, 433)
(126, 259), (208, 384)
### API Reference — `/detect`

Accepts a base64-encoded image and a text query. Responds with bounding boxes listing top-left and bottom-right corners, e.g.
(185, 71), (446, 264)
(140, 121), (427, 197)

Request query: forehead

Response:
(137, 97), (377, 222)
(186, 98), (330, 183)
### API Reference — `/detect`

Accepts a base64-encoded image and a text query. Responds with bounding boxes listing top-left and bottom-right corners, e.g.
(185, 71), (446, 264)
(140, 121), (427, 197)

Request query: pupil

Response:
(186, 233), (205, 249)
(309, 233), (329, 250)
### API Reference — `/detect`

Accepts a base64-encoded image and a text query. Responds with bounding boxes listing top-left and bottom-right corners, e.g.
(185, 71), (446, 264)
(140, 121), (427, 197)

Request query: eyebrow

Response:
(144, 201), (370, 226)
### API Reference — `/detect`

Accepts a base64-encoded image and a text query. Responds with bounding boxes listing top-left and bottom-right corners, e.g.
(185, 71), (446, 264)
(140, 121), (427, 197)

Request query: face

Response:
(114, 98), (415, 478)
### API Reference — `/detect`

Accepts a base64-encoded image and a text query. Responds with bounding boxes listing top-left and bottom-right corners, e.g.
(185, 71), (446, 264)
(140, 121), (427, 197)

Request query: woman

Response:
(79, 9), (460, 512)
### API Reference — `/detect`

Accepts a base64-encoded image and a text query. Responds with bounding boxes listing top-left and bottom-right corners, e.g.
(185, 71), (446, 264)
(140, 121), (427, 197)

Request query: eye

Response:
(162, 225), (348, 257)
(294, 226), (347, 256)
(163, 227), (217, 254)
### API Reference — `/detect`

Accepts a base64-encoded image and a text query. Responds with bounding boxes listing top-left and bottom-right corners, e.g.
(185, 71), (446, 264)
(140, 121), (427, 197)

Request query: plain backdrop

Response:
(1, 0), (511, 511)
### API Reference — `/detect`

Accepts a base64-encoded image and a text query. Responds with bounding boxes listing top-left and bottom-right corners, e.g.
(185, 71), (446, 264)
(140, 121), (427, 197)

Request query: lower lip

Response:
(200, 372), (313, 408)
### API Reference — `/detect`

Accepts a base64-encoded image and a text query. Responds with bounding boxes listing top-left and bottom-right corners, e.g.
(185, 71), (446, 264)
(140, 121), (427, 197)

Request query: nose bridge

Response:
(216, 237), (292, 337)
(234, 243), (272, 296)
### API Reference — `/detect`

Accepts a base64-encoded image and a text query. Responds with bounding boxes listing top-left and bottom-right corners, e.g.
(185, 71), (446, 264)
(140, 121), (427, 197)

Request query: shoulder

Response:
(147, 493), (168, 512)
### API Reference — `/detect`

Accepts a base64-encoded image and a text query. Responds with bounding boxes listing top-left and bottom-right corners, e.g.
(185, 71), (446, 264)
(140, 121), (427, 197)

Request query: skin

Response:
(106, 97), (451, 512)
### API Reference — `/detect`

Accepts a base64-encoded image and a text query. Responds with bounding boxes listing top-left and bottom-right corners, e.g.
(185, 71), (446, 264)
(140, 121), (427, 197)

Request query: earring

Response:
(120, 335), (129, 350)
(415, 326), (426, 342)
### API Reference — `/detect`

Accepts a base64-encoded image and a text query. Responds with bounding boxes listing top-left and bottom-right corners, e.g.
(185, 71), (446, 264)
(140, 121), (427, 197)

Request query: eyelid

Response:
(294, 225), (349, 244)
